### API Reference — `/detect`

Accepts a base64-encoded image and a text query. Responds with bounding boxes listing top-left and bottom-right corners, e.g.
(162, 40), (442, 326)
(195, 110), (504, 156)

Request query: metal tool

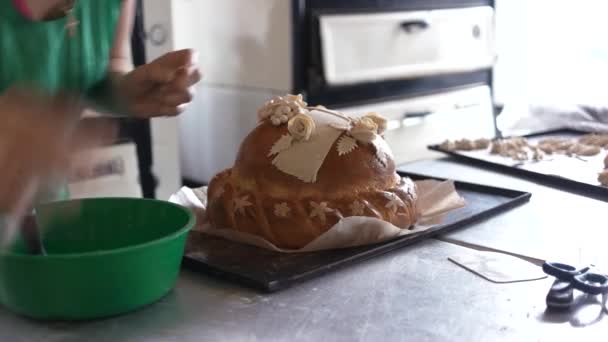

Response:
(20, 213), (46, 255)
(542, 262), (608, 311)
(0, 211), (47, 256)
(0, 177), (40, 251)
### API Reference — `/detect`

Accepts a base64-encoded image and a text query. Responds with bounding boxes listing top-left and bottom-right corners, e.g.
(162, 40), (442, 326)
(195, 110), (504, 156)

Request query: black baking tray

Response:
(428, 128), (608, 200)
(182, 172), (531, 292)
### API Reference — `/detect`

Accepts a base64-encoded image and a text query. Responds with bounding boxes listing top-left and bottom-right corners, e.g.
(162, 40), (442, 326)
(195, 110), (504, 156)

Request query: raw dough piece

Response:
(474, 138), (491, 149)
(439, 138), (490, 152)
(490, 138), (537, 161)
(568, 144), (601, 157)
(580, 134), (608, 148)
(599, 169), (608, 187)
(439, 139), (456, 152)
(454, 139), (476, 151)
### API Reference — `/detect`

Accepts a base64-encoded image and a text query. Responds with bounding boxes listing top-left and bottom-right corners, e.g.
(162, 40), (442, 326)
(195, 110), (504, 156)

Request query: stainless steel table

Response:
(1, 158), (606, 341)
(399, 158), (608, 267)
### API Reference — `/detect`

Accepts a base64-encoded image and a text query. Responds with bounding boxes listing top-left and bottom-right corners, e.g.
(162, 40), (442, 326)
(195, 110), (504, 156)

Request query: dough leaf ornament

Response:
(268, 134), (294, 157)
(337, 135), (358, 156)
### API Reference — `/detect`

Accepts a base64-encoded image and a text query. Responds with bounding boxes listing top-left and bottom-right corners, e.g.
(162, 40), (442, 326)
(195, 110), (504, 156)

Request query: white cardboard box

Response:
(68, 142), (142, 199)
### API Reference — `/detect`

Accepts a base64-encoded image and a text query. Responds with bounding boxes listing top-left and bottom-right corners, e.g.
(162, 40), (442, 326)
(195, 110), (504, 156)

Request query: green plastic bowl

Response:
(0, 198), (195, 320)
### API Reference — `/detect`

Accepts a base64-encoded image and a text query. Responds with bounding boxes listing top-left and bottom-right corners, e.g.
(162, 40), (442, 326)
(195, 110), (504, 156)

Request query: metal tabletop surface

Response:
(1, 158), (606, 341)
(399, 158), (608, 267)
(1, 239), (605, 342)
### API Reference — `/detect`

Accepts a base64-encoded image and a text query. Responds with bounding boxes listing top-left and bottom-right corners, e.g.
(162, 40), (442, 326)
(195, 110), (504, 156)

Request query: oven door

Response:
(335, 85), (495, 164)
(318, 6), (495, 86)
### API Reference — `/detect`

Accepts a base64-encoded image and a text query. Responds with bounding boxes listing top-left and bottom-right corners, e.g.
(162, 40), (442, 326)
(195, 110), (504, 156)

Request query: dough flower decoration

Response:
(362, 112), (387, 135)
(268, 113), (317, 156)
(349, 117), (378, 144)
(384, 192), (404, 213)
(274, 202), (291, 218)
(288, 113), (316, 141)
(335, 112), (389, 156)
(257, 94), (309, 126)
(233, 195), (252, 215)
(309, 201), (333, 223)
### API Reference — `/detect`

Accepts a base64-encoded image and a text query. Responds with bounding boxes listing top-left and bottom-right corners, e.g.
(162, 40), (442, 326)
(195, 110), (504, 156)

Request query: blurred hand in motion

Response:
(119, 49), (202, 118)
(0, 87), (117, 220)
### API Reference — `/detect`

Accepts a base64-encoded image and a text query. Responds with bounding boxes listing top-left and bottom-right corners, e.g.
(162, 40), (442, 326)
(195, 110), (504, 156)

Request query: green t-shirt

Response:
(0, 0), (123, 202)
(0, 0), (122, 93)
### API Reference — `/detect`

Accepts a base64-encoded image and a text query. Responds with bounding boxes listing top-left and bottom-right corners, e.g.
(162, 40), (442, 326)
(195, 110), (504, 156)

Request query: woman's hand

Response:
(118, 49), (202, 118)
(0, 88), (116, 216)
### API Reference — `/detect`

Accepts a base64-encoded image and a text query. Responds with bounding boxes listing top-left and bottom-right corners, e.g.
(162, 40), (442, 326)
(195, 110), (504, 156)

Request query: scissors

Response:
(542, 262), (608, 311)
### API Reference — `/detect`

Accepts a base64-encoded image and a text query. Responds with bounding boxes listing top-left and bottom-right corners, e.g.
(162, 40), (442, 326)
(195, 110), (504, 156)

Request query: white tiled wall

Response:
(168, 0), (293, 184)
(179, 85), (281, 184)
(194, 0), (292, 90)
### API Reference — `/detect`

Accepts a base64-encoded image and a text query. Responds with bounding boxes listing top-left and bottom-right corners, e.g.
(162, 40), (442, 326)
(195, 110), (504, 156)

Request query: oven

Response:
(169, 0), (497, 184)
(294, 0), (497, 163)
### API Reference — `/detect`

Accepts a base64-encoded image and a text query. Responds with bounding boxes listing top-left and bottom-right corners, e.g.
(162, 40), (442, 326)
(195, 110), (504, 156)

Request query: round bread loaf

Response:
(205, 95), (418, 249)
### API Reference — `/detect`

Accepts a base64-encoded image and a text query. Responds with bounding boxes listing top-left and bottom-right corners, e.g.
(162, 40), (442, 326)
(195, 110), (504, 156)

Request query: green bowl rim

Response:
(0, 197), (195, 260)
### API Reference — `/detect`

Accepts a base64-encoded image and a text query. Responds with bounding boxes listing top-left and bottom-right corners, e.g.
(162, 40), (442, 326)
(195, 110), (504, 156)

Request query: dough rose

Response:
(363, 112), (387, 135)
(258, 94), (309, 125)
(350, 117), (378, 144)
(288, 113), (315, 141)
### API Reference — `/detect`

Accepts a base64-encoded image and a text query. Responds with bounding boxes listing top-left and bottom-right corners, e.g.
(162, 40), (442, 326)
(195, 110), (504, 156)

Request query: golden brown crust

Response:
(232, 122), (399, 198)
(206, 169), (417, 249)
(205, 119), (418, 249)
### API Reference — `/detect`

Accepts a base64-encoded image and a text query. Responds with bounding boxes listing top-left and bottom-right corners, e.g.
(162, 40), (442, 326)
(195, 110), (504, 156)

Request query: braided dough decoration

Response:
(206, 168), (418, 249)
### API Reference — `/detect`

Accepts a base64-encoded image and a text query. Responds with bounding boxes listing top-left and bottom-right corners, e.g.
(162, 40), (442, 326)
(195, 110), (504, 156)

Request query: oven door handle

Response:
(400, 19), (430, 33)
(401, 110), (434, 127)
(403, 111), (432, 119)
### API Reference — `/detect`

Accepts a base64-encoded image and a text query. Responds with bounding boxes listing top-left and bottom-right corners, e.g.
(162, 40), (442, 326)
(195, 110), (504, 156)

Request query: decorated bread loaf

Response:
(205, 94), (418, 249)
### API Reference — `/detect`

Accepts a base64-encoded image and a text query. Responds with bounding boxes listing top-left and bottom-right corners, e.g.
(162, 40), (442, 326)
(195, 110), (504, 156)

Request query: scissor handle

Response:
(573, 272), (608, 295)
(546, 279), (575, 310)
(543, 262), (589, 281)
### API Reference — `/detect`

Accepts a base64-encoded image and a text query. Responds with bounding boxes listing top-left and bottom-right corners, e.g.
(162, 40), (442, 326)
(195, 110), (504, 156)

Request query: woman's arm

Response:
(86, 0), (135, 115)
(109, 0), (136, 74)
(88, 0), (201, 118)
(0, 88), (115, 235)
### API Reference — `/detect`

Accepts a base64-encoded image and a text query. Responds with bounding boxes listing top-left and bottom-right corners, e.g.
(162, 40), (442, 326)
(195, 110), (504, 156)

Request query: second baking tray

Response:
(428, 128), (608, 200)
(182, 171), (531, 292)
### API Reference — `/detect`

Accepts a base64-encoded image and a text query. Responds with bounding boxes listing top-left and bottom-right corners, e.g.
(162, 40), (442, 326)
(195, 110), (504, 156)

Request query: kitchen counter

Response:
(399, 158), (608, 267)
(1, 158), (606, 341)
